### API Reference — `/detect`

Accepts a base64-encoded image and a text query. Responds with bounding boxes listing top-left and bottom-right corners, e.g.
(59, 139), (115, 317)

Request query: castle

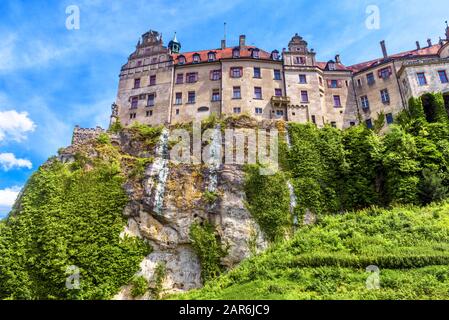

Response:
(113, 25), (449, 129)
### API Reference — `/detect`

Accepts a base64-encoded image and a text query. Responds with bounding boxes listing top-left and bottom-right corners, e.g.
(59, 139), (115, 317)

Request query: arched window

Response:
(232, 48), (240, 58)
(251, 48), (260, 59)
(271, 50), (279, 60)
(193, 53), (201, 63)
(198, 106), (210, 113)
(208, 52), (216, 62)
(178, 55), (186, 64)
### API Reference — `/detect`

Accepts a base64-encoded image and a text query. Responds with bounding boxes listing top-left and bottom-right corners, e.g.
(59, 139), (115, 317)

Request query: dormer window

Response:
(271, 50), (279, 60)
(208, 52), (216, 62)
(251, 49), (260, 59)
(193, 53), (201, 63)
(233, 48), (240, 58)
(328, 62), (336, 71)
(294, 56), (306, 65)
(178, 55), (186, 64)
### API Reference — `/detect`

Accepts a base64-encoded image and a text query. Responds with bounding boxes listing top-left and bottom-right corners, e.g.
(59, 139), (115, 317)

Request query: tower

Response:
(168, 32), (181, 54)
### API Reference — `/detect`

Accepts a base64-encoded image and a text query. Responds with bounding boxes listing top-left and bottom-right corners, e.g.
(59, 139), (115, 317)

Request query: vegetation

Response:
(189, 222), (228, 283)
(150, 262), (167, 300)
(130, 275), (149, 298)
(174, 201), (449, 300)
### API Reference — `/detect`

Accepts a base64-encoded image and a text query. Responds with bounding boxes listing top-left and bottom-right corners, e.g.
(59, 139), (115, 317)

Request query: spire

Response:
(168, 32), (181, 54)
(446, 21), (449, 40)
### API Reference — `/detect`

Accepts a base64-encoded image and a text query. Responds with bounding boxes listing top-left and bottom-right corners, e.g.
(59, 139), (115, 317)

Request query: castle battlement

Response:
(72, 125), (105, 145)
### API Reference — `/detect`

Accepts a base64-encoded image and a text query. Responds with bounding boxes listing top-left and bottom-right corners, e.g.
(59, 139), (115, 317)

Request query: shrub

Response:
(190, 222), (227, 283)
(130, 276), (149, 298)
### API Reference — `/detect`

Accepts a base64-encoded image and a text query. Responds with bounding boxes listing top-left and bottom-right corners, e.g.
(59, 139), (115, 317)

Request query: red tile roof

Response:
(315, 62), (352, 71)
(171, 46), (274, 64)
(348, 44), (442, 73)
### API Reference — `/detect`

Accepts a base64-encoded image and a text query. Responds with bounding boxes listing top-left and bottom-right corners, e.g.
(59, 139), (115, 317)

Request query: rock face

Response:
(112, 128), (268, 299)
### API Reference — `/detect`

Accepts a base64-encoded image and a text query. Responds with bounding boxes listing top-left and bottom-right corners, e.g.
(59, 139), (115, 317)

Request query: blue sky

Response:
(0, 0), (447, 218)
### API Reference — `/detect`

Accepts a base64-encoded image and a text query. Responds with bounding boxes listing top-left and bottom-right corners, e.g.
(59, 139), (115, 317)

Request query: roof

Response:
(348, 44), (442, 73)
(171, 46), (275, 64)
(315, 62), (352, 71)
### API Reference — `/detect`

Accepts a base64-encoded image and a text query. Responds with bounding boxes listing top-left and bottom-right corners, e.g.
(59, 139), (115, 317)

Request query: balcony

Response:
(271, 96), (290, 106)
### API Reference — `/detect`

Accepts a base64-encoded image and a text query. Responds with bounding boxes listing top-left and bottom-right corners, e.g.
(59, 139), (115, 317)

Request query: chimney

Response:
(239, 35), (246, 47)
(335, 54), (341, 64)
(427, 38), (432, 47)
(380, 40), (388, 59)
(221, 39), (226, 49)
(416, 41), (421, 50)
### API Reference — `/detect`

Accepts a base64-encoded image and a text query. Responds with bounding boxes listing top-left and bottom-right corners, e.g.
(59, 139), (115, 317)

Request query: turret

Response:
(168, 32), (181, 54)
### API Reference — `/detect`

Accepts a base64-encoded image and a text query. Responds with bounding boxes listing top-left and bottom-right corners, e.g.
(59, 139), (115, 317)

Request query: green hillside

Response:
(174, 202), (449, 300)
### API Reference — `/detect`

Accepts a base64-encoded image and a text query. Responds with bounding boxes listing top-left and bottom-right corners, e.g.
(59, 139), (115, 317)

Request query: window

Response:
(319, 77), (323, 86)
(233, 86), (241, 99)
(175, 92), (182, 105)
(176, 109), (180, 115)
(212, 89), (220, 102)
(301, 91), (309, 103)
(198, 107), (209, 113)
(366, 119), (373, 129)
(357, 79), (362, 87)
(252, 49), (259, 59)
(178, 55), (186, 64)
(133, 78), (141, 89)
(150, 75), (156, 86)
(379, 67), (392, 79)
(147, 94), (155, 107)
(350, 121), (356, 126)
(254, 87), (262, 99)
(311, 115), (316, 124)
(136, 60), (142, 67)
(254, 67), (261, 78)
(231, 67), (243, 78)
(274, 69), (282, 80)
(386, 113), (394, 124)
(333, 95), (342, 107)
(299, 74), (307, 84)
(329, 80), (340, 88)
(131, 97), (138, 109)
(193, 53), (200, 63)
(233, 48), (240, 58)
(176, 73), (184, 84)
(186, 72), (198, 83)
(328, 63), (336, 71)
(130, 113), (137, 119)
(275, 88), (283, 97)
(438, 70), (448, 83)
(294, 56), (306, 65)
(380, 89), (390, 104)
(271, 51), (279, 60)
(417, 72), (427, 86)
(276, 110), (284, 116)
(188, 91), (196, 104)
(367, 73), (375, 85)
(233, 107), (241, 114)
(208, 52), (216, 62)
(330, 122), (337, 128)
(146, 110), (153, 117)
(210, 70), (221, 81)
(255, 107), (263, 115)
(361, 96), (370, 110)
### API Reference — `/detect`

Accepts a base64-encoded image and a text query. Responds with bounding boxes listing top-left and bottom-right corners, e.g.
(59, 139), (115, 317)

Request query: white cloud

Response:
(0, 110), (36, 142)
(0, 186), (21, 207)
(0, 153), (32, 171)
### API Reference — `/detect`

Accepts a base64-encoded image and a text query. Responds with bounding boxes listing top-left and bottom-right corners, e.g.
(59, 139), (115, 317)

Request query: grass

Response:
(170, 201), (449, 300)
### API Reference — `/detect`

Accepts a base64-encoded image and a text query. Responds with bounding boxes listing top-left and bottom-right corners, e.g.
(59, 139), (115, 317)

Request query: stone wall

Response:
(71, 125), (105, 146)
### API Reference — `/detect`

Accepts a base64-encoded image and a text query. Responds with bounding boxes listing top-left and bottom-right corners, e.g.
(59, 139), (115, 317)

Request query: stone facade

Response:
(114, 27), (449, 129)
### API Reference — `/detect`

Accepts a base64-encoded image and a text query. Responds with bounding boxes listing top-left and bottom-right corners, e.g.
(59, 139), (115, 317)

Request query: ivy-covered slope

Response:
(174, 201), (449, 300)
(0, 125), (161, 300)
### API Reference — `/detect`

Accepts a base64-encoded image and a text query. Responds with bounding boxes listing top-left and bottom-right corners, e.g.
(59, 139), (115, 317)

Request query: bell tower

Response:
(168, 32), (181, 54)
